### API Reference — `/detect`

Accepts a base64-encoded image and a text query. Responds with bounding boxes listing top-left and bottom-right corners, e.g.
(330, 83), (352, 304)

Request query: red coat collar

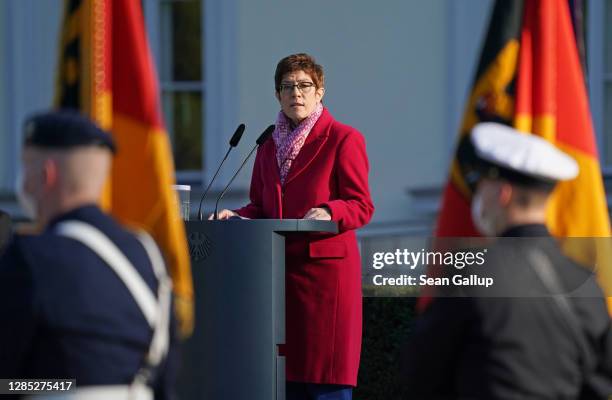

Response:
(264, 107), (334, 187)
(284, 107), (332, 185)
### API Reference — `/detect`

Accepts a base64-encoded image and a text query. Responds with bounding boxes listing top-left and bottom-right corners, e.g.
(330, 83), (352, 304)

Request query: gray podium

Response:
(178, 219), (338, 400)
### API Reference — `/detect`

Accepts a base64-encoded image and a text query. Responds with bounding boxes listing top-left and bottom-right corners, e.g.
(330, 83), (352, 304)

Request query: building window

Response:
(146, 0), (204, 179)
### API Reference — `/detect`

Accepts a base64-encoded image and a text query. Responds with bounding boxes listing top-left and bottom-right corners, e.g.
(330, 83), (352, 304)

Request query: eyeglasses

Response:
(278, 81), (316, 94)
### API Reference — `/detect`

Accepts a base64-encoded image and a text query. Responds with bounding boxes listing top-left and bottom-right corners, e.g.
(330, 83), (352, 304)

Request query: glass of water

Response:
(172, 184), (191, 221)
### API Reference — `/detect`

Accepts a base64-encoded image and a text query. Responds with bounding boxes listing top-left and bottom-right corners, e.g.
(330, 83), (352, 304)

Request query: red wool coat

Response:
(235, 108), (374, 386)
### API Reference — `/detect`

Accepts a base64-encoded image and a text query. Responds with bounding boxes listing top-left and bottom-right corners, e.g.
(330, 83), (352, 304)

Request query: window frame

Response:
(143, 0), (239, 188)
(143, 0), (206, 183)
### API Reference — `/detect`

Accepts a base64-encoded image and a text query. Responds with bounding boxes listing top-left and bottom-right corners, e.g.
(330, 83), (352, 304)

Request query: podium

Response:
(178, 219), (338, 400)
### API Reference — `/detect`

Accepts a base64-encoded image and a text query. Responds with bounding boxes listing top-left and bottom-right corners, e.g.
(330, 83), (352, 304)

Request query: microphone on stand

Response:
(196, 124), (246, 220)
(213, 124), (275, 220)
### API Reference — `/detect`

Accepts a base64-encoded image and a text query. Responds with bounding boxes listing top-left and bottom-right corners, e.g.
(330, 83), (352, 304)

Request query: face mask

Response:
(471, 191), (497, 236)
(16, 169), (37, 220)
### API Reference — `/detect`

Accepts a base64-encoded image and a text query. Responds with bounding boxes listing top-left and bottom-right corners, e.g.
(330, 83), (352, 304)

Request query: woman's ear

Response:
(275, 90), (281, 103)
(316, 87), (325, 102)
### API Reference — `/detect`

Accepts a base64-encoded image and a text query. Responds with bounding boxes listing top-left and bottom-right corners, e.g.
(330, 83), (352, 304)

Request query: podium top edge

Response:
(185, 219), (338, 233)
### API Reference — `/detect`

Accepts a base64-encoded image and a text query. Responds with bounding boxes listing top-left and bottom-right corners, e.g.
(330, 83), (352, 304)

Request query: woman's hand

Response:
(303, 207), (332, 221)
(208, 209), (238, 220)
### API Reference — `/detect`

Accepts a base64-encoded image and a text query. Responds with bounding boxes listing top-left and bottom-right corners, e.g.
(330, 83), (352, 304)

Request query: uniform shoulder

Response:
(2, 231), (77, 274)
(6, 233), (51, 256)
(0, 233), (40, 282)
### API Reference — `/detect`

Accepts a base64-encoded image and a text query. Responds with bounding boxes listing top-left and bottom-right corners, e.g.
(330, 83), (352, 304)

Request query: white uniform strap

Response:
(54, 220), (172, 369)
(55, 221), (159, 328)
(135, 232), (172, 366)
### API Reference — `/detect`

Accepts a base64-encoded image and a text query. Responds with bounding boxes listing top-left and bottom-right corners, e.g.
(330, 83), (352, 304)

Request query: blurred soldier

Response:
(0, 111), (176, 399)
(402, 123), (612, 399)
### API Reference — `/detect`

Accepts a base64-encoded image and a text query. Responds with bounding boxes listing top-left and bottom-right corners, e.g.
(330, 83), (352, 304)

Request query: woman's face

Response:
(276, 70), (325, 125)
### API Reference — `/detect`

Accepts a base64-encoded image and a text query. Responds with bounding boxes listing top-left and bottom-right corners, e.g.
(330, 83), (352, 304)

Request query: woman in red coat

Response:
(216, 53), (374, 400)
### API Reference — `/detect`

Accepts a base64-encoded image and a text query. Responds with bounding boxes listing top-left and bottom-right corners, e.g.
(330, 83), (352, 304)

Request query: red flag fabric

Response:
(56, 0), (194, 336)
(434, 0), (612, 312)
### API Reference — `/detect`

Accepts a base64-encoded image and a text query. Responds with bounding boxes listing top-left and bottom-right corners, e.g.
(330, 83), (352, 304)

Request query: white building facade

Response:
(1, 0), (610, 238)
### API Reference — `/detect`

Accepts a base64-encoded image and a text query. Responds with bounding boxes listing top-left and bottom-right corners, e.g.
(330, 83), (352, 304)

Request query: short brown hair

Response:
(274, 53), (325, 92)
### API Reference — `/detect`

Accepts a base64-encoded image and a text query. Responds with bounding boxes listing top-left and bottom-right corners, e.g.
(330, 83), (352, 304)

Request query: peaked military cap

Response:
(464, 122), (578, 190)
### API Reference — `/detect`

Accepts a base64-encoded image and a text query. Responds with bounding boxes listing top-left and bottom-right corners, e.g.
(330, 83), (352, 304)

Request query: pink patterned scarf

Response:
(273, 102), (324, 185)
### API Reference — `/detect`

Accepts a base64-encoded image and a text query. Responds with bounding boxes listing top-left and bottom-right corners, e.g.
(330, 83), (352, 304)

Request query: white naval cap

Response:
(468, 122), (579, 188)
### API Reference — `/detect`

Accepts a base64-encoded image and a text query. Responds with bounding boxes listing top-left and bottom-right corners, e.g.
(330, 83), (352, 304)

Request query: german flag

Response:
(435, 0), (612, 311)
(55, 0), (194, 337)
(55, 0), (112, 138)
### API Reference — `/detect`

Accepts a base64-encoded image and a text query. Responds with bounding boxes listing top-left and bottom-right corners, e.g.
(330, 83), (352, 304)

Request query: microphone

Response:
(214, 124), (275, 220)
(197, 124), (246, 220)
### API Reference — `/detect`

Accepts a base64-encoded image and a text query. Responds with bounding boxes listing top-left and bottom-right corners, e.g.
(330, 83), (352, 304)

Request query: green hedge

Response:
(355, 298), (416, 400)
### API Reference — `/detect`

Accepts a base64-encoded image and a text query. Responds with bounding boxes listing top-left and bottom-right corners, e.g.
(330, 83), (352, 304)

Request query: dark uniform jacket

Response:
(402, 224), (612, 399)
(0, 205), (176, 399)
